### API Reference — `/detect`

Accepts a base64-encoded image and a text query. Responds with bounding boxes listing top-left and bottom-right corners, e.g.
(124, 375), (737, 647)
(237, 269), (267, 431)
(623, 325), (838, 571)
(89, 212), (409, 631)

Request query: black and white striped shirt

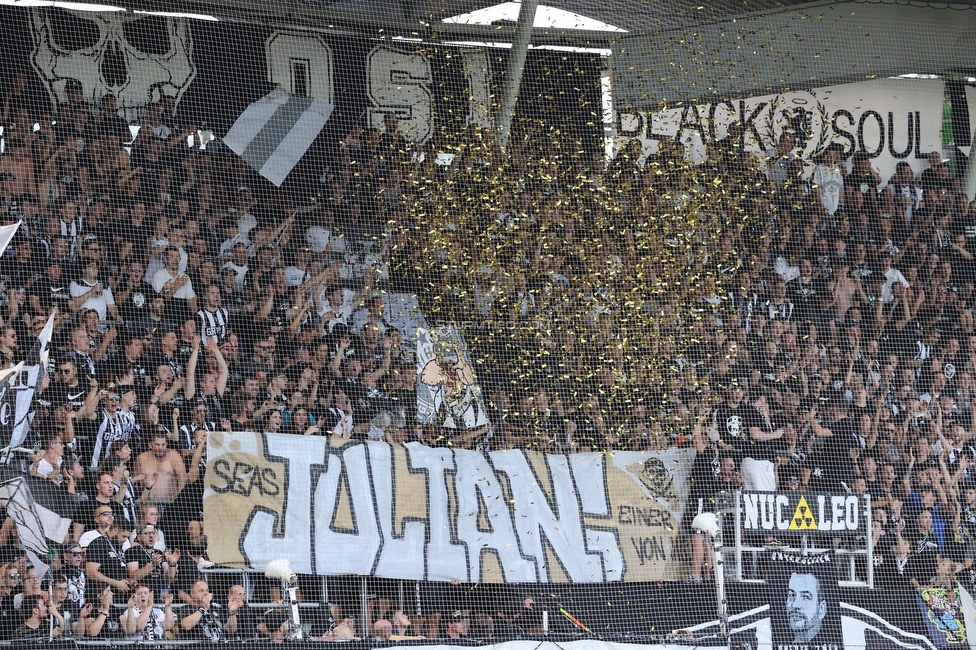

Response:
(197, 307), (229, 344)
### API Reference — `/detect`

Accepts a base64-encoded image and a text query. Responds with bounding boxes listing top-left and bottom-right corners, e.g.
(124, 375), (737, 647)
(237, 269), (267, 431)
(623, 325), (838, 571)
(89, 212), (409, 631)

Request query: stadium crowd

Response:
(0, 70), (968, 640)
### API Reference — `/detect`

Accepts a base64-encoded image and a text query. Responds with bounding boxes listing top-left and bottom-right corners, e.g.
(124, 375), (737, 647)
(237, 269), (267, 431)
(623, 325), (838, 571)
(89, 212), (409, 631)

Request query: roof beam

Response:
(612, 0), (976, 109)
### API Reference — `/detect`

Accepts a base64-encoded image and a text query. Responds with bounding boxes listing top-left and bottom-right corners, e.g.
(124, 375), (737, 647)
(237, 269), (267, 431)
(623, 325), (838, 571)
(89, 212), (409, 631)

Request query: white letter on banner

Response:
(314, 444), (381, 575)
(493, 451), (604, 582)
(241, 434), (326, 574)
(367, 441), (426, 579)
(454, 449), (535, 583)
(744, 493), (759, 529)
(406, 443), (468, 581)
(776, 494), (789, 530)
(569, 454), (623, 580)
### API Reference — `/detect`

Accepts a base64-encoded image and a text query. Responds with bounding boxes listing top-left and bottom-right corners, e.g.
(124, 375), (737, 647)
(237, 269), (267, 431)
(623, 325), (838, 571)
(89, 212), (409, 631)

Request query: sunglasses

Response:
(107, 396), (121, 401)
(69, 551), (84, 557)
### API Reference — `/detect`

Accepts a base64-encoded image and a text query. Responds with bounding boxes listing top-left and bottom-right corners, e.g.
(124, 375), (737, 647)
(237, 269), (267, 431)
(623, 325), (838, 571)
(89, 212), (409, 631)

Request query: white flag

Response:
(223, 87), (334, 187)
(0, 221), (21, 259)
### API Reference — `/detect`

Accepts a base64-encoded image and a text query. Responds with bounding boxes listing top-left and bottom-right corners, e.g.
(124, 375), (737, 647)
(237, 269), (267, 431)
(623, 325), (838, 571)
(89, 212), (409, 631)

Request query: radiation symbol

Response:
(788, 496), (817, 531)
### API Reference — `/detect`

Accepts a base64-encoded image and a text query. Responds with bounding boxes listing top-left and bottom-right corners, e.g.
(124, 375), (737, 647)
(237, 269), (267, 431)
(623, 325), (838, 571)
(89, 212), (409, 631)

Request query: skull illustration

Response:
(29, 8), (196, 121)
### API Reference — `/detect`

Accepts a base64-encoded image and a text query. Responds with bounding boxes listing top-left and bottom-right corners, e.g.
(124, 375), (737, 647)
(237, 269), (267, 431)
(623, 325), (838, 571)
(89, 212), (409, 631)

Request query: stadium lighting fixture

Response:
(692, 512), (730, 642)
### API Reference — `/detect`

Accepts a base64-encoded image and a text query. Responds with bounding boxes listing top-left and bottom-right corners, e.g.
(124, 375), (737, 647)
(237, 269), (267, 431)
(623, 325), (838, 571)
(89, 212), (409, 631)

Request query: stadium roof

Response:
(55, 0), (826, 47)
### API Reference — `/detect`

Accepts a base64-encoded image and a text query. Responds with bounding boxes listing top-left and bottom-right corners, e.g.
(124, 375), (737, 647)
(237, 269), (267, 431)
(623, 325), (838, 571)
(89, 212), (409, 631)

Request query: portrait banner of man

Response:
(766, 550), (841, 650)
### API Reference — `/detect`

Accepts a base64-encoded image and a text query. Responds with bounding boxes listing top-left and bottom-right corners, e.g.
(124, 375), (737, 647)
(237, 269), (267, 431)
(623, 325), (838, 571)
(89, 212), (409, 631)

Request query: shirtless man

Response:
(0, 138), (36, 198)
(829, 263), (868, 325)
(135, 431), (187, 503)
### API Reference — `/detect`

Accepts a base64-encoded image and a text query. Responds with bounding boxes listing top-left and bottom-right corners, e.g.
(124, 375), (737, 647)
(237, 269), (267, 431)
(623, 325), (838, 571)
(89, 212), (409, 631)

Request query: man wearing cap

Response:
(29, 256), (71, 315)
(445, 611), (469, 639)
(125, 524), (179, 594)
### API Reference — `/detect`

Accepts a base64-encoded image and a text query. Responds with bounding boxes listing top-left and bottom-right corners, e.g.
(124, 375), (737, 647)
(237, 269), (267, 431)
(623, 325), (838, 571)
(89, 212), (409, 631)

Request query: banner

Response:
(203, 433), (695, 583)
(766, 551), (842, 649)
(621, 79), (945, 184)
(739, 491), (870, 538)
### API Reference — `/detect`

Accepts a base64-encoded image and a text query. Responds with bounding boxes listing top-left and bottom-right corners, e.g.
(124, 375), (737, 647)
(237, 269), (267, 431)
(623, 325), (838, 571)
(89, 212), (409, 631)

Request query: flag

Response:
(0, 221), (21, 258)
(0, 309), (56, 451)
(223, 87), (334, 186)
(915, 585), (969, 647)
(0, 473), (73, 556)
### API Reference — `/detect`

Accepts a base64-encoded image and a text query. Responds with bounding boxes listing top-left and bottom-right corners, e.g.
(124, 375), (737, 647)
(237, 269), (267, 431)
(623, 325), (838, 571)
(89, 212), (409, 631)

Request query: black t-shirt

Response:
(945, 506), (976, 563)
(173, 554), (203, 597)
(84, 533), (128, 599)
(713, 402), (762, 462)
(227, 605), (260, 640)
(48, 381), (87, 410)
(741, 405), (780, 462)
(14, 622), (48, 639)
(905, 530), (940, 584)
(30, 275), (71, 313)
(807, 417), (857, 491)
(179, 605), (225, 641)
(116, 282), (155, 323)
(124, 545), (165, 594)
(0, 595), (17, 640)
(688, 446), (734, 513)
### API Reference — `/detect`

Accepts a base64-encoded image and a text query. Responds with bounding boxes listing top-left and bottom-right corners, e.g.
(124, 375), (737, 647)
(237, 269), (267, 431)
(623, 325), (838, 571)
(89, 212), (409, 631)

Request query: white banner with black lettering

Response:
(621, 79), (944, 184)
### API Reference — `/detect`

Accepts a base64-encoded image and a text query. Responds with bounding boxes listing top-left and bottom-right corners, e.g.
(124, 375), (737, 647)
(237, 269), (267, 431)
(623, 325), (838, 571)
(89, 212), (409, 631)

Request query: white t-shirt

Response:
(305, 226), (332, 253)
(285, 266), (310, 287)
(69, 280), (116, 322)
(812, 164), (844, 215)
(35, 457), (62, 481)
(144, 240), (187, 284)
(152, 268), (196, 300)
(882, 267), (910, 304)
